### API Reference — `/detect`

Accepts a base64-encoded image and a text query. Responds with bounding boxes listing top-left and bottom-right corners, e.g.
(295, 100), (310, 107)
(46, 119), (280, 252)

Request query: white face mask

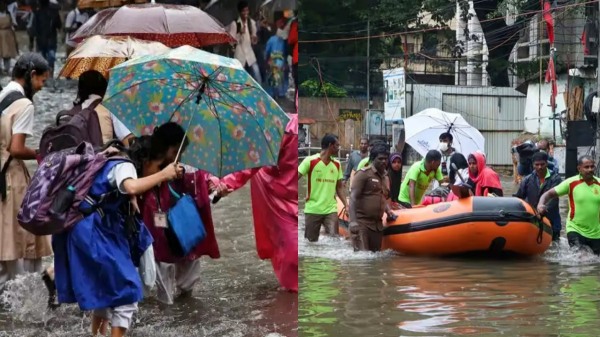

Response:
(439, 142), (449, 152)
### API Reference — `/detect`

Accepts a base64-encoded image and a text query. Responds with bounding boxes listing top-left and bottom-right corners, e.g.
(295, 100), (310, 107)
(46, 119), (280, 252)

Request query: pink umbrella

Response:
(71, 3), (236, 48)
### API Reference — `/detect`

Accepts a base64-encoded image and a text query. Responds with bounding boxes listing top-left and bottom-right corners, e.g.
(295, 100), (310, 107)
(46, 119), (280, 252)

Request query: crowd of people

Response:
(227, 1), (297, 99)
(299, 132), (600, 255)
(0, 0), (299, 101)
(0, 0), (92, 78)
(0, 49), (297, 336)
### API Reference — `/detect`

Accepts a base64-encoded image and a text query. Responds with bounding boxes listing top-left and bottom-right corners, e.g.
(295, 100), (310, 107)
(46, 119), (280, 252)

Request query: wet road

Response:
(299, 173), (600, 337)
(0, 59), (297, 336)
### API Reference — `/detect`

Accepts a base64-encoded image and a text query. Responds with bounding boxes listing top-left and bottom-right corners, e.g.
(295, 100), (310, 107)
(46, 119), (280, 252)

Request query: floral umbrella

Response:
(102, 45), (289, 177)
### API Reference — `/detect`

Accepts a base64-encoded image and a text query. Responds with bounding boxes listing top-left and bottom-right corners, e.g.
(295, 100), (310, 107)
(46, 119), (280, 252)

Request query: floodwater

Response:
(0, 58), (297, 336)
(299, 172), (600, 337)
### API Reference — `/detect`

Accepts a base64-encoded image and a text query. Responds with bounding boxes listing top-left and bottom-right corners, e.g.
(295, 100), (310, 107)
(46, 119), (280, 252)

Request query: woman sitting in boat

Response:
(467, 151), (503, 196)
(388, 152), (403, 205)
(421, 153), (470, 205)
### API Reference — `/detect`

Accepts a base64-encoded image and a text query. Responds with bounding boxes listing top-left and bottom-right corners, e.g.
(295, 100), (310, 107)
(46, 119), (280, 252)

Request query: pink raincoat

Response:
(221, 114), (298, 292)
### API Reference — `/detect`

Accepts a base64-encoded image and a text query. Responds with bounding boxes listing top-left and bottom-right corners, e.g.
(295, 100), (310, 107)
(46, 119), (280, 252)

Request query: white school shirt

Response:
(64, 8), (90, 47)
(108, 161), (138, 194)
(227, 17), (258, 67)
(0, 81), (33, 137)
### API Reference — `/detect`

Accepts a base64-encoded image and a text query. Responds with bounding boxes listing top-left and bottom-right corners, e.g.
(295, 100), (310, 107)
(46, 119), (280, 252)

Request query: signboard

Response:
(365, 109), (384, 136)
(338, 108), (362, 121)
(383, 67), (406, 121)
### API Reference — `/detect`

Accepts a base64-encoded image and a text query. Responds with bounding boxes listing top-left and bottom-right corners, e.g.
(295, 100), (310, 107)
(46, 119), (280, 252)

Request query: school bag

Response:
(38, 99), (104, 158)
(17, 141), (128, 236)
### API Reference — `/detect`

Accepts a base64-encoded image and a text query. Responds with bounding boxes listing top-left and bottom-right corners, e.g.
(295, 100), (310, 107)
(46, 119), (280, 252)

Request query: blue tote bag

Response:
(166, 183), (207, 257)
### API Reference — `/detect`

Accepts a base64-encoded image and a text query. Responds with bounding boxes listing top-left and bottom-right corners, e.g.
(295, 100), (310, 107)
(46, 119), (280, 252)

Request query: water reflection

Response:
(298, 258), (339, 337)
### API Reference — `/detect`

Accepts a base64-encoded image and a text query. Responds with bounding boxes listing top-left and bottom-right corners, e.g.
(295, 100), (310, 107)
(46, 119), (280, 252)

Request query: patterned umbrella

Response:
(59, 35), (170, 79)
(102, 46), (289, 177)
(71, 3), (236, 48)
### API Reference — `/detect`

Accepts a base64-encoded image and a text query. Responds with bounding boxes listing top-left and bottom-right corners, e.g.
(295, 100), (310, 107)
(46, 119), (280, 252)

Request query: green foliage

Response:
(299, 0), (455, 96)
(299, 79), (348, 98)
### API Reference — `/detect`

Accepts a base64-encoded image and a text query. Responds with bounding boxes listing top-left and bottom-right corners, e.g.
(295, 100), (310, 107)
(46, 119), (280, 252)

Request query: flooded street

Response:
(299, 173), (600, 337)
(0, 59), (297, 336)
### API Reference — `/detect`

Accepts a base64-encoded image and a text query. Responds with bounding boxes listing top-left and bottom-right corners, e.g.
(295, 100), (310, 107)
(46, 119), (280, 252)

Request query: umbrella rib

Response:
(216, 79), (262, 91)
(168, 87), (198, 123)
(162, 59), (202, 91)
(209, 78), (279, 165)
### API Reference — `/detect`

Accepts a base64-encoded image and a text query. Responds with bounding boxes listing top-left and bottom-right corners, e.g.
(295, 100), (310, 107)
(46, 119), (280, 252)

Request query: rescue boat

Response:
(337, 196), (552, 256)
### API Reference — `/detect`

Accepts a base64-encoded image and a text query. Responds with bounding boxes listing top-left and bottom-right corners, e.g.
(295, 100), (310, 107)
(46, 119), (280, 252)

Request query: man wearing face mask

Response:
(438, 132), (455, 183)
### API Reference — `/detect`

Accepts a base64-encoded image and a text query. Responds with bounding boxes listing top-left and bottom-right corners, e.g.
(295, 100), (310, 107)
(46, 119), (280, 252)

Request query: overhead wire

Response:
(299, 0), (599, 43)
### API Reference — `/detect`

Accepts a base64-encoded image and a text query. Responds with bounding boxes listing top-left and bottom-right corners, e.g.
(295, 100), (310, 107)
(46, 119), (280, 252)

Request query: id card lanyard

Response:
(153, 186), (168, 228)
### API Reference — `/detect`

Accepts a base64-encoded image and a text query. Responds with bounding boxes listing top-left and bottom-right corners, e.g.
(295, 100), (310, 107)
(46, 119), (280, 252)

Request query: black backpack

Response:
(38, 99), (104, 159)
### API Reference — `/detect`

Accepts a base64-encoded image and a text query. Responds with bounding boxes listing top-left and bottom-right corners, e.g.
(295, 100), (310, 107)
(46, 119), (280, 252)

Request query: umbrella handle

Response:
(174, 110), (194, 164)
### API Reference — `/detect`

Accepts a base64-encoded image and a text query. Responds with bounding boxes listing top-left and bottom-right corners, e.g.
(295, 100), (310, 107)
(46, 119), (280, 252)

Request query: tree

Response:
(299, 0), (459, 96)
(300, 0), (544, 89)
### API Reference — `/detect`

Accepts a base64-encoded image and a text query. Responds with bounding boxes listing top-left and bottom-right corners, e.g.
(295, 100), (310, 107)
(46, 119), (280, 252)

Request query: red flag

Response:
(581, 28), (589, 55)
(542, 0), (554, 45)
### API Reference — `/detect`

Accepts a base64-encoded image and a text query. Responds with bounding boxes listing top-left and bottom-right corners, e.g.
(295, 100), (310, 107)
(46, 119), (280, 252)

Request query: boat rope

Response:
(497, 210), (545, 244)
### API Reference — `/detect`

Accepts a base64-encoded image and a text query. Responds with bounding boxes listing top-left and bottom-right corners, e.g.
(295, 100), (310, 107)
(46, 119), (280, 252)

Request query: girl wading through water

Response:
(0, 53), (52, 290)
(138, 123), (225, 305)
(52, 136), (184, 337)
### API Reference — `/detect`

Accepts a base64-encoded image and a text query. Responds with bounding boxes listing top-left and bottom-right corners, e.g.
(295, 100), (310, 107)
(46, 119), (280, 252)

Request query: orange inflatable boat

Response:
(337, 197), (552, 256)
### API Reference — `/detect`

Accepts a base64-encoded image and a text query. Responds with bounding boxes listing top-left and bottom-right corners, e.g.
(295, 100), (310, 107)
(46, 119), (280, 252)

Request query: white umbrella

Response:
(404, 108), (485, 157)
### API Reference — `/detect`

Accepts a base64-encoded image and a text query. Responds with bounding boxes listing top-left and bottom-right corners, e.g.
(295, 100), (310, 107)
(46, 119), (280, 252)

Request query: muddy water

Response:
(0, 61), (297, 336)
(299, 173), (600, 337)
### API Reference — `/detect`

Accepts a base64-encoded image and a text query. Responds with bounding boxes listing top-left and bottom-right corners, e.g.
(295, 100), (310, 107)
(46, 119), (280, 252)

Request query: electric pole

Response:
(366, 17), (371, 112)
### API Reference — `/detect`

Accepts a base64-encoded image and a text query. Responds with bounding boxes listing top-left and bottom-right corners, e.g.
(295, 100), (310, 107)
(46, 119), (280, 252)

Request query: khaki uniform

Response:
(0, 15), (17, 59)
(350, 166), (389, 252)
(0, 98), (52, 262)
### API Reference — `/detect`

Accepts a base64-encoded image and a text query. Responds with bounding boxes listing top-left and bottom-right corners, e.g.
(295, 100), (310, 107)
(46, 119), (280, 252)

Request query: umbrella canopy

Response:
(59, 35), (170, 79)
(403, 108), (485, 157)
(71, 4), (236, 48)
(102, 45), (289, 177)
(77, 0), (147, 10)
